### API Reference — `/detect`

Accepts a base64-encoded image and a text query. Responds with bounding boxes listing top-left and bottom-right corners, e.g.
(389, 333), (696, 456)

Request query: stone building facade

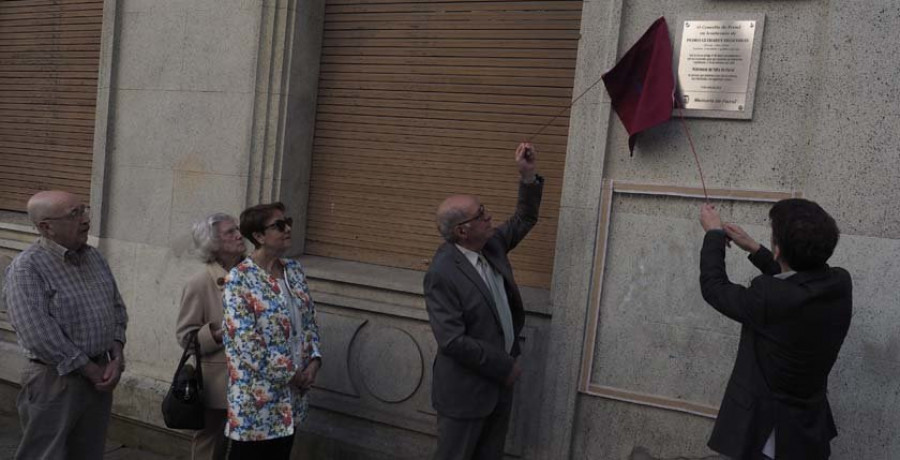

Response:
(1, 0), (899, 458)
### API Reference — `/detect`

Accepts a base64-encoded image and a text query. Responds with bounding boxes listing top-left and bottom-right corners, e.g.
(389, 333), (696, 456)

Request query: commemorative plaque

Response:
(674, 15), (765, 119)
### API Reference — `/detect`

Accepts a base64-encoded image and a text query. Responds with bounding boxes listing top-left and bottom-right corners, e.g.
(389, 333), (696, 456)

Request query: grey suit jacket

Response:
(424, 177), (543, 418)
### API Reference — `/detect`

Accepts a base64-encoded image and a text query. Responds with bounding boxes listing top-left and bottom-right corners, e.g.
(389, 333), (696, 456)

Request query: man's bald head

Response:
(436, 195), (479, 243)
(26, 191), (90, 250)
(27, 191), (77, 226)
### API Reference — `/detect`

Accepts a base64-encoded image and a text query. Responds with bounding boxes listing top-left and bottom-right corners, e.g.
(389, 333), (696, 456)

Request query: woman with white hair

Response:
(176, 213), (246, 459)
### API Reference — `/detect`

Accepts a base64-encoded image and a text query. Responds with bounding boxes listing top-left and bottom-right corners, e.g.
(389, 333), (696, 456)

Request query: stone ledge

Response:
(0, 373), (402, 460)
(0, 221), (99, 251)
(0, 222), (37, 252)
(316, 291), (429, 322)
(301, 406), (435, 459)
(301, 255), (553, 317)
(300, 255), (425, 296)
(0, 377), (191, 459)
(107, 412), (191, 459)
(0, 212), (30, 228)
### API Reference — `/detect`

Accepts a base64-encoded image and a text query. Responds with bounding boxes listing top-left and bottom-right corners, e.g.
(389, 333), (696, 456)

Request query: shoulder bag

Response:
(161, 330), (205, 429)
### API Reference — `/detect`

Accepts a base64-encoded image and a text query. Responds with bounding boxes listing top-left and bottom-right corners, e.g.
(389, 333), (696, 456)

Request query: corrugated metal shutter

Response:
(306, 0), (582, 288)
(0, 0), (103, 211)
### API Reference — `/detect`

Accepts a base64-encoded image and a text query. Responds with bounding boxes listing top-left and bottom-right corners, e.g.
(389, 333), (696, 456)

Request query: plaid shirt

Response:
(3, 237), (128, 376)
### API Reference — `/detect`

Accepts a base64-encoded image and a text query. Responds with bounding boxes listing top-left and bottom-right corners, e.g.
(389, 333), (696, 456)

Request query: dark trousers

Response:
(15, 360), (113, 460)
(226, 434), (294, 460)
(433, 389), (514, 460)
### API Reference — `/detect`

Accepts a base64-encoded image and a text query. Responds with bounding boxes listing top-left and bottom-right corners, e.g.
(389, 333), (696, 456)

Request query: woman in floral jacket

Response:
(222, 202), (322, 459)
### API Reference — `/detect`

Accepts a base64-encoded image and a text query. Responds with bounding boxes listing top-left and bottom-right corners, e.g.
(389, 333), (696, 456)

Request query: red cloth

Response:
(602, 17), (674, 153)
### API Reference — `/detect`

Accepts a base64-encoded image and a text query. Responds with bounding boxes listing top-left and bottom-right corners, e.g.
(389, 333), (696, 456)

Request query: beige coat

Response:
(176, 263), (228, 410)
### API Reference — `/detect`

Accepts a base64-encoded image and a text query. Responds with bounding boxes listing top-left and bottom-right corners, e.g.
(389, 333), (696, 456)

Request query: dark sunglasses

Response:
(264, 217), (293, 232)
(455, 205), (486, 227)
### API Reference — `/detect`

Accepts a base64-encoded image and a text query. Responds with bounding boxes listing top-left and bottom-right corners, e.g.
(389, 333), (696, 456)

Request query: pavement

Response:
(0, 409), (175, 460)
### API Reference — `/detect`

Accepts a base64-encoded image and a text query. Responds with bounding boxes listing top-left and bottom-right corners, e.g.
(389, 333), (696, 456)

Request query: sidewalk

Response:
(0, 410), (176, 460)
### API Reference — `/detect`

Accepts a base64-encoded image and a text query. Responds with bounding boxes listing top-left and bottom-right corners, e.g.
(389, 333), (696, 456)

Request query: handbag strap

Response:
(190, 329), (204, 391)
(171, 330), (204, 391)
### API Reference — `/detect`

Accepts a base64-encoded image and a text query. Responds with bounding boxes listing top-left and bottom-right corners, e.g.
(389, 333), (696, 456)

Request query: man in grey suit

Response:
(424, 142), (542, 460)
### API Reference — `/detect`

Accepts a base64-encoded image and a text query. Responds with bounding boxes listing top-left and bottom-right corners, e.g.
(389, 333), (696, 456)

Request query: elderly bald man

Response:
(3, 190), (128, 460)
(424, 142), (542, 460)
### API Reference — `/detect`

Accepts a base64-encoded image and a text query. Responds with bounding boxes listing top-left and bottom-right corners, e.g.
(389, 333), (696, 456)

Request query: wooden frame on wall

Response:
(577, 180), (801, 419)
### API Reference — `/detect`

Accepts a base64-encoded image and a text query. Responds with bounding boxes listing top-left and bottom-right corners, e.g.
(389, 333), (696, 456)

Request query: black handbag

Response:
(161, 330), (205, 429)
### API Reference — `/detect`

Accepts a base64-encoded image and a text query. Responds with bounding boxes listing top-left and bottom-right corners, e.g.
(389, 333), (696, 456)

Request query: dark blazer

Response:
(700, 230), (852, 460)
(424, 177), (543, 419)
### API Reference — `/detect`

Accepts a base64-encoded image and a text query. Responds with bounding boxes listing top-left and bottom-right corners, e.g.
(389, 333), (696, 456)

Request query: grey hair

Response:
(436, 207), (468, 243)
(192, 213), (237, 263)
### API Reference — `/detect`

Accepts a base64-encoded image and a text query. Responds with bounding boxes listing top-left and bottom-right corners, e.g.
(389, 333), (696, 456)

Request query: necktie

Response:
(478, 255), (514, 353)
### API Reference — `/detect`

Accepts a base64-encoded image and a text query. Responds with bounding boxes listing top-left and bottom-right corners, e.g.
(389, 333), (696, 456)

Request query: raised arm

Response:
(699, 206), (767, 326)
(498, 142), (543, 251)
(723, 223), (781, 275)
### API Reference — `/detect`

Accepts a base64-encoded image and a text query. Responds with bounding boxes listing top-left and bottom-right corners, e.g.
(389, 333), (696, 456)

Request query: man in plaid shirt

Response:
(3, 190), (128, 460)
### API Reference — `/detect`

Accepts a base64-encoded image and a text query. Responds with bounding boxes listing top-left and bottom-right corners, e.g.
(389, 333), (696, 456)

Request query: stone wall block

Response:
(311, 307), (437, 439)
(572, 397), (716, 459)
(109, 89), (254, 179)
(304, 280), (551, 459)
(356, 326), (424, 404)
(559, 100), (611, 211)
(103, 165), (174, 246)
(126, 243), (202, 382)
(535, 205), (602, 459)
(314, 311), (365, 397)
(169, 172), (249, 247)
(116, 10), (185, 91)
(110, 89), (184, 171)
(97, 237), (139, 316)
(181, 8), (259, 93)
(176, 91), (256, 177)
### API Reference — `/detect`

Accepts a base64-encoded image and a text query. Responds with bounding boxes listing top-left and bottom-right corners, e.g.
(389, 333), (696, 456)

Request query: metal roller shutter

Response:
(0, 0), (103, 211)
(307, 0), (582, 288)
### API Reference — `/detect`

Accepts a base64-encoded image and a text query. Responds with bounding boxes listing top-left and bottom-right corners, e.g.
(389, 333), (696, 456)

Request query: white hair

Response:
(437, 207), (468, 243)
(191, 213), (236, 263)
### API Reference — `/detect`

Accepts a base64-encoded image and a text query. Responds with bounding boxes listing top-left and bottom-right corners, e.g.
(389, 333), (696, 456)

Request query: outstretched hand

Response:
(724, 223), (761, 254)
(699, 203), (723, 232)
(515, 142), (537, 182)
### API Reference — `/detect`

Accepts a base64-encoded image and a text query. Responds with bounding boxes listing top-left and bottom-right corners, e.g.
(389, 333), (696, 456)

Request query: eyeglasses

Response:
(220, 226), (241, 237)
(455, 205), (486, 227)
(264, 217), (293, 232)
(43, 205), (90, 222)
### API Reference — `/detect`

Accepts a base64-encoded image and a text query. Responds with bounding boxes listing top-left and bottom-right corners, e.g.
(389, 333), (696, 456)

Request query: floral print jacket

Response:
(222, 258), (322, 441)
